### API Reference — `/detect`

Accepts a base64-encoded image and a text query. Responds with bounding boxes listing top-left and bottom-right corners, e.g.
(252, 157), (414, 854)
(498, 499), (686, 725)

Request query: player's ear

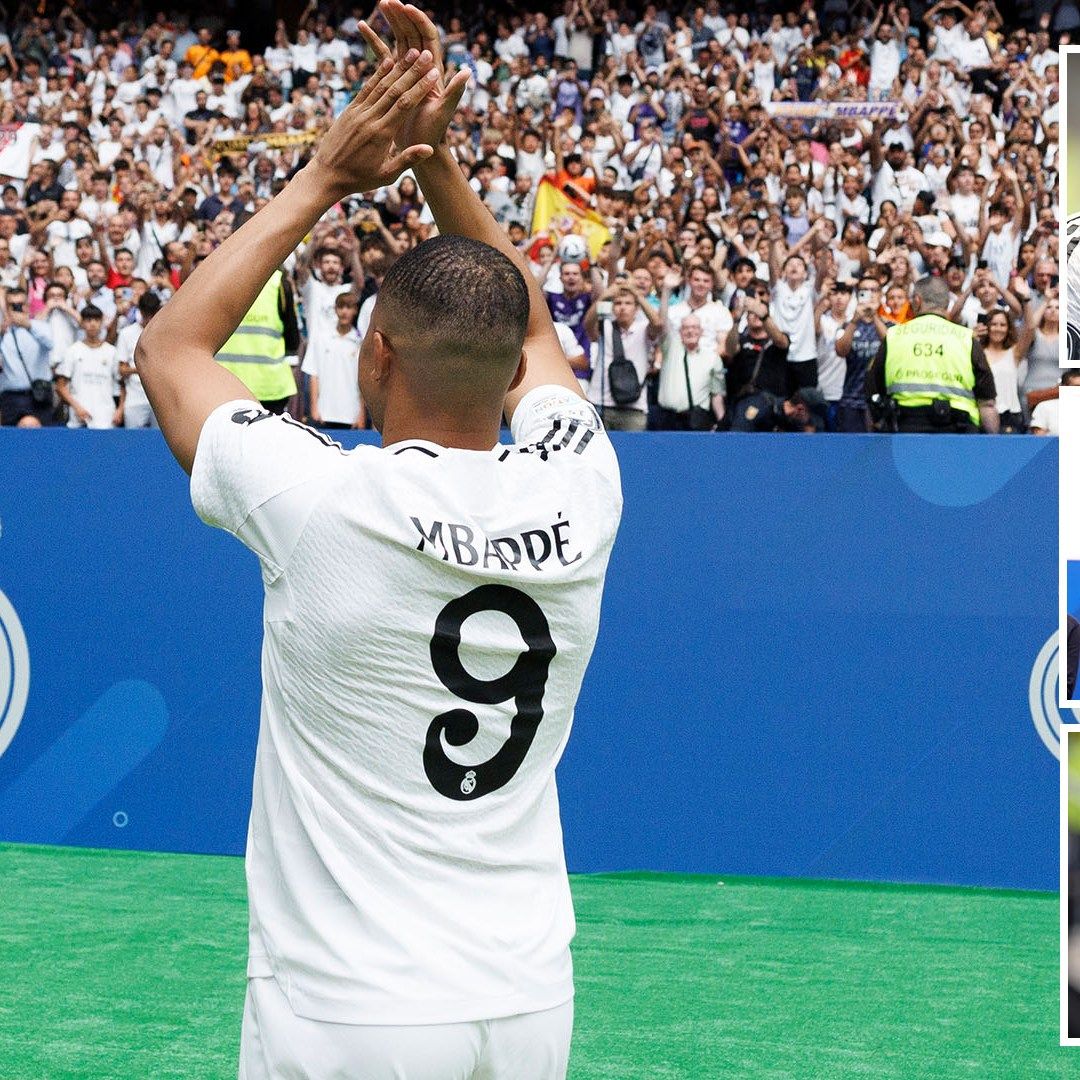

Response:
(508, 350), (527, 393)
(371, 329), (394, 382)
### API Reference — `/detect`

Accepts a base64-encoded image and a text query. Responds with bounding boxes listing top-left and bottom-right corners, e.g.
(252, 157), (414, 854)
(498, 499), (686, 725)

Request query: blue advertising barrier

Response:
(0, 432), (1061, 889)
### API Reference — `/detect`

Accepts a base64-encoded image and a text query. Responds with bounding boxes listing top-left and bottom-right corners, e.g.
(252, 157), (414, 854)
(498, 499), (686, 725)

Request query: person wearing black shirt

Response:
(183, 90), (219, 146)
(24, 161), (64, 208)
(722, 280), (789, 406)
(196, 165), (246, 223)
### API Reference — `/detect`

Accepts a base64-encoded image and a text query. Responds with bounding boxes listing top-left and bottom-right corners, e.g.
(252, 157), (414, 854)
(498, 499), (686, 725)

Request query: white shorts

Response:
(238, 975), (573, 1080)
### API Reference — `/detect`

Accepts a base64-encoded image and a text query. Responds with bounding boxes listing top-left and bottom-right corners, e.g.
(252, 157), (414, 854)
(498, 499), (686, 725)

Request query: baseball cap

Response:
(924, 232), (952, 249)
(791, 387), (828, 430)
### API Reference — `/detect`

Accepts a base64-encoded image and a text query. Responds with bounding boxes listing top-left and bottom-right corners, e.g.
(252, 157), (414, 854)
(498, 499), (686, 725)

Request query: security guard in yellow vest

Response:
(215, 268), (300, 412)
(867, 276), (998, 433)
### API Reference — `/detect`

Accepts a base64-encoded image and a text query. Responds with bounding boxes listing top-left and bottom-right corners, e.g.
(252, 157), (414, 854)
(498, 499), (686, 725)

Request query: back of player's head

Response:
(138, 291), (161, 318)
(374, 234), (529, 386)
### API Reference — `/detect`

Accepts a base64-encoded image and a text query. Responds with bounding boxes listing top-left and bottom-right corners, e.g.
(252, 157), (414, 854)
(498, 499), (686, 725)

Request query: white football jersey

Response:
(1067, 214), (1080, 365)
(191, 386), (622, 1026)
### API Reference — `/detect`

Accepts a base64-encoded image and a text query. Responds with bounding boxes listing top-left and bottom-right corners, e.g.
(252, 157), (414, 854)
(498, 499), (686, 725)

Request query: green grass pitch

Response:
(0, 844), (1069, 1078)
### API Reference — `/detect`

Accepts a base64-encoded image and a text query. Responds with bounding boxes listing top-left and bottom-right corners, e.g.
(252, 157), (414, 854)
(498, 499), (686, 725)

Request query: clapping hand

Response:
(311, 44), (454, 200)
(358, 0), (471, 151)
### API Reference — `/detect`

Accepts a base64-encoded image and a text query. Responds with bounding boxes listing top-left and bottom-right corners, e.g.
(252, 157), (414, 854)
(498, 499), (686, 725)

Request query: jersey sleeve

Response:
(191, 399), (348, 574)
(510, 384), (604, 446)
(509, 383), (621, 493)
(1068, 216), (1080, 363)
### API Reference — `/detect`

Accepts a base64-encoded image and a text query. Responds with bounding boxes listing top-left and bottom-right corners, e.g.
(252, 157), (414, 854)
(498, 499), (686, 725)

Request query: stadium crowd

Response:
(0, 0), (1066, 432)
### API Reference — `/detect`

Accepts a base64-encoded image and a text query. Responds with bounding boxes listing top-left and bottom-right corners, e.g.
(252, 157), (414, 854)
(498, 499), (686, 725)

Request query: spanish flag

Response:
(530, 178), (611, 260)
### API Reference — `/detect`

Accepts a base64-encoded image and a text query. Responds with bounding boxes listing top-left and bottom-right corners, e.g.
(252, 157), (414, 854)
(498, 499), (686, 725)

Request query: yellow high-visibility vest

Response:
(216, 270), (296, 402)
(884, 313), (979, 425)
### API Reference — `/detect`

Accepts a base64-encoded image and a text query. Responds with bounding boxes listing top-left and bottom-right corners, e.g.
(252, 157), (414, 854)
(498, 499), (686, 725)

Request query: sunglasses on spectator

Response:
(8, 302), (24, 311)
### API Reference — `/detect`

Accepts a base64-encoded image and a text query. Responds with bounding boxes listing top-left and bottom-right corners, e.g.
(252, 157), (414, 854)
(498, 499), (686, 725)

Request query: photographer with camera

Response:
(0, 286), (55, 427)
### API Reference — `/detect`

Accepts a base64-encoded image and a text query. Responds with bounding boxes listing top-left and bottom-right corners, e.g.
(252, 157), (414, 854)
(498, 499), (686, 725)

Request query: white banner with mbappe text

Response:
(763, 101), (900, 120)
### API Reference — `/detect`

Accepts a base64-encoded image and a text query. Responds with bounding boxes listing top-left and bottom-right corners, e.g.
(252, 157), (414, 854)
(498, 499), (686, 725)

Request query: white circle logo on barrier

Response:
(0, 588), (29, 760)
(1029, 631), (1080, 759)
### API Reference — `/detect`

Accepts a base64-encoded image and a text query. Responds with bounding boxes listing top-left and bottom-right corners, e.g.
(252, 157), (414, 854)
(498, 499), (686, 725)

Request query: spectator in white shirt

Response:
(656, 311), (725, 430)
(54, 304), (122, 428)
(978, 200), (1021, 291)
(303, 292), (365, 429)
(661, 264), (733, 360)
(79, 172), (119, 225)
(289, 28), (319, 80)
(494, 24), (530, 64)
(769, 250), (818, 391)
(316, 24), (352, 72)
(116, 290), (162, 428)
(41, 280), (81, 365)
(870, 133), (929, 216)
(867, 11), (902, 100)
(43, 189), (93, 270)
(78, 261), (118, 329)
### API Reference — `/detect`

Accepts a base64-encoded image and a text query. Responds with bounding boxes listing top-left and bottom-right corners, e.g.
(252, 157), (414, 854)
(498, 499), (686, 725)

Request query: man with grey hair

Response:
(867, 275), (998, 433)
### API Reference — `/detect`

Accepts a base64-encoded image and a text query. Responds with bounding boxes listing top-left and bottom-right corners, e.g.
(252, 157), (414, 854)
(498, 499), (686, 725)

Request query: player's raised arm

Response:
(364, 1), (585, 421)
(136, 48), (440, 474)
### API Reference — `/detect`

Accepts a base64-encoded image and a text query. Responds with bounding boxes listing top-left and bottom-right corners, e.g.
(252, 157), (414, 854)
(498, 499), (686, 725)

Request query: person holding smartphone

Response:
(834, 277), (887, 433)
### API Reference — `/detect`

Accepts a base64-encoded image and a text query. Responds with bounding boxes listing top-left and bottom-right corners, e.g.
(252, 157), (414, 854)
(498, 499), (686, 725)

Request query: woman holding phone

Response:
(978, 308), (1031, 433)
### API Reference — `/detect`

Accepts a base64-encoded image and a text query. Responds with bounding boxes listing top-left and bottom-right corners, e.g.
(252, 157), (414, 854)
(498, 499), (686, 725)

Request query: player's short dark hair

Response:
(137, 291), (161, 318)
(377, 234), (529, 370)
